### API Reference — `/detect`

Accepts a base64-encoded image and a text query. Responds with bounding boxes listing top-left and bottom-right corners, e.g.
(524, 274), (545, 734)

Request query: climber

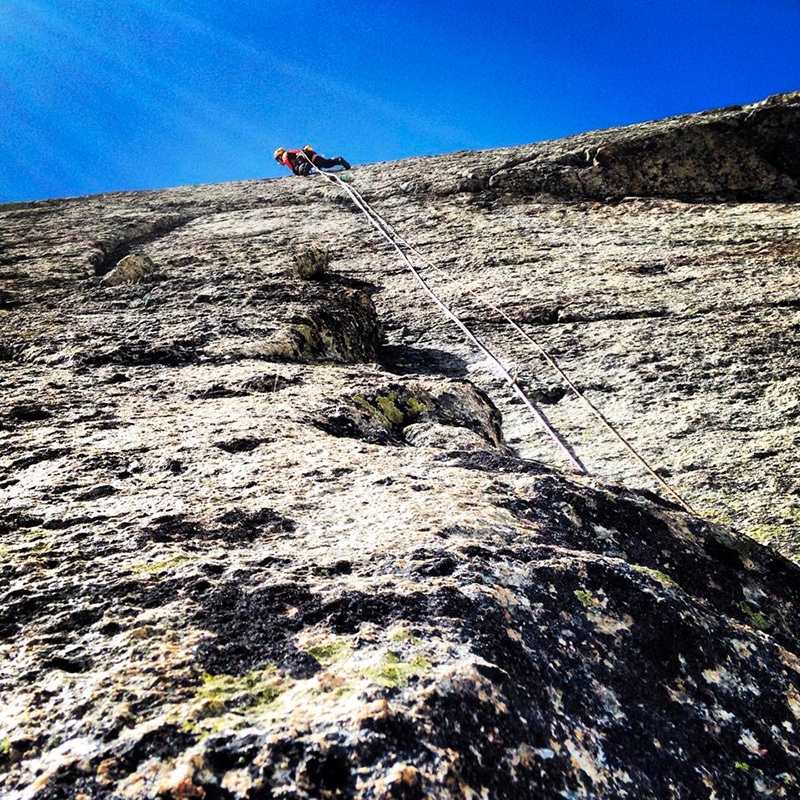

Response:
(273, 146), (351, 176)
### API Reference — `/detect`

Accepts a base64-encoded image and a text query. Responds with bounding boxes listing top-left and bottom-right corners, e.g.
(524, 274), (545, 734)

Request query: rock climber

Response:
(273, 146), (351, 176)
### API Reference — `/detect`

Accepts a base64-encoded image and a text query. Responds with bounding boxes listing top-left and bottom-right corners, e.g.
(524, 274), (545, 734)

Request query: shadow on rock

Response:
(380, 344), (469, 377)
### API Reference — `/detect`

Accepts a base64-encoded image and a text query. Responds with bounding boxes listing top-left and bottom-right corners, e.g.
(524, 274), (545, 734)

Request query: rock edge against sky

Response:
(1, 92), (799, 798)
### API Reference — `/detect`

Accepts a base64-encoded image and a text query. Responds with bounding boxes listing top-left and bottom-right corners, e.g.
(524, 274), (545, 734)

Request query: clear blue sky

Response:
(1, 0), (798, 203)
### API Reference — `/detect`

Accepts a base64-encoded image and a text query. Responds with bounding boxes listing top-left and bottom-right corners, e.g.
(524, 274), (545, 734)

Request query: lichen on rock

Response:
(100, 254), (156, 287)
(1, 91), (799, 799)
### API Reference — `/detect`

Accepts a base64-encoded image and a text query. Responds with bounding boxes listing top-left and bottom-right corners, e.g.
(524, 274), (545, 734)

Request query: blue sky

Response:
(1, 0), (798, 203)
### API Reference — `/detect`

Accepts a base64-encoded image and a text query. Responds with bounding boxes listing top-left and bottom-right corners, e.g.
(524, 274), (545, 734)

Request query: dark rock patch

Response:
(411, 556), (458, 577)
(516, 303), (561, 325)
(25, 762), (116, 800)
(528, 380), (569, 405)
(42, 607), (106, 635)
(7, 403), (52, 422)
(188, 383), (249, 400)
(216, 507), (296, 538)
(313, 559), (353, 577)
(241, 372), (300, 393)
(189, 539), (800, 797)
(193, 582), (324, 678)
(75, 339), (203, 368)
(246, 720), (428, 798)
(80, 451), (144, 479)
(0, 586), (66, 640)
(558, 306), (669, 324)
(114, 724), (197, 775)
(405, 559), (791, 797)
(76, 484), (118, 501)
(494, 477), (800, 651)
(214, 436), (269, 454)
(0, 575), (192, 644)
(0, 289), (24, 309)
(311, 404), (396, 446)
(380, 344), (469, 377)
(193, 582), (468, 677)
(0, 511), (45, 532)
(312, 380), (507, 451)
(440, 450), (547, 474)
(287, 286), (381, 364)
(140, 514), (212, 544)
(41, 653), (94, 673)
(257, 280), (381, 365)
(41, 515), (109, 530)
(0, 342), (21, 362)
(0, 737), (38, 769)
(141, 509), (295, 547)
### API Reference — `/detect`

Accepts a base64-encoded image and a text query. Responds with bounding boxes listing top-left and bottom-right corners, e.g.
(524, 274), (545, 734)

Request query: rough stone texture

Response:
(100, 255), (156, 288)
(1, 92), (799, 798)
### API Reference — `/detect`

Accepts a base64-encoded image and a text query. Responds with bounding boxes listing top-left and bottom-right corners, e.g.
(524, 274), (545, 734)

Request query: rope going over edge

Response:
(301, 155), (697, 513)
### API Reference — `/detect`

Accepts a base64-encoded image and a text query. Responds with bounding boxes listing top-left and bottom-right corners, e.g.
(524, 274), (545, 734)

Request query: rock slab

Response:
(1, 92), (799, 799)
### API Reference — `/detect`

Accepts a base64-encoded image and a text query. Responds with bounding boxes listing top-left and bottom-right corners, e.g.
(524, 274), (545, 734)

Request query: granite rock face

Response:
(100, 255), (157, 288)
(1, 93), (799, 798)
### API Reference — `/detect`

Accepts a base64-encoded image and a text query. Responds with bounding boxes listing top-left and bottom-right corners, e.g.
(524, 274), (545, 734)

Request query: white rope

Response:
(301, 156), (703, 513)
(336, 180), (697, 516)
(336, 179), (696, 513)
(300, 154), (587, 474)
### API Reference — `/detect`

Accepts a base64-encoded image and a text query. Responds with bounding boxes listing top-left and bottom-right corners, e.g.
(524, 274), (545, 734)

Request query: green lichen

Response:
(734, 601), (771, 631)
(289, 248), (329, 280)
(390, 629), (424, 645)
(574, 589), (595, 609)
(712, 531), (755, 569)
(306, 638), (352, 667)
(362, 653), (431, 688)
(351, 390), (432, 431)
(352, 395), (391, 428)
(292, 323), (316, 349)
(747, 523), (786, 544)
(734, 762), (750, 772)
(375, 393), (405, 425)
(0, 737), (11, 756)
(197, 669), (286, 708)
(747, 507), (800, 546)
(631, 565), (676, 586)
(130, 555), (193, 574)
(405, 397), (432, 416)
(697, 507), (733, 526)
(182, 668), (289, 734)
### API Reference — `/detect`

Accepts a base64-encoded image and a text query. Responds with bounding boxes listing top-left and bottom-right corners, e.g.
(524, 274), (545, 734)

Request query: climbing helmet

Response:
(273, 147), (285, 161)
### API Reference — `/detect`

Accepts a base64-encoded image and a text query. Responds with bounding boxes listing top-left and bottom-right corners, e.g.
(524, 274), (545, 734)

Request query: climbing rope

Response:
(336, 179), (697, 514)
(301, 155), (697, 513)
(300, 158), (586, 473)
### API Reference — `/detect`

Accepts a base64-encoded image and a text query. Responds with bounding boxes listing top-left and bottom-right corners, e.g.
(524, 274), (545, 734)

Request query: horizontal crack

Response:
(89, 215), (198, 276)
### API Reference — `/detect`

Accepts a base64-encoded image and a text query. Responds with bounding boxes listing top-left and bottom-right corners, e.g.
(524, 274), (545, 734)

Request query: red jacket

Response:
(279, 149), (299, 172)
(281, 149), (316, 173)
